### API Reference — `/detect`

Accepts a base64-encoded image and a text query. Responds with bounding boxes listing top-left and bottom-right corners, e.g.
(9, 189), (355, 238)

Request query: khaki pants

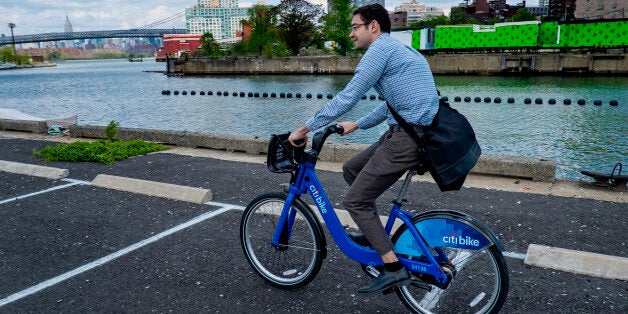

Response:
(342, 130), (422, 256)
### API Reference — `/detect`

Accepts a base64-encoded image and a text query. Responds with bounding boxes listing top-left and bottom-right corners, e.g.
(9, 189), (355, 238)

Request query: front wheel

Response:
(391, 214), (509, 313)
(240, 192), (326, 289)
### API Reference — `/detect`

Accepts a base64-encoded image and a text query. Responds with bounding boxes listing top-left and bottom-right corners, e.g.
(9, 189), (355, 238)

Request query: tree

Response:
(47, 50), (62, 61)
(200, 32), (223, 56)
(321, 0), (355, 56)
(509, 8), (536, 22)
(274, 0), (324, 55)
(245, 4), (279, 56)
(450, 7), (468, 25)
(408, 15), (451, 29)
(486, 17), (502, 25)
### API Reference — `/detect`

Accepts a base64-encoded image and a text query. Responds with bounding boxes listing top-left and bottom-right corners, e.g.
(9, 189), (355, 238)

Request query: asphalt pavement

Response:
(0, 135), (626, 313)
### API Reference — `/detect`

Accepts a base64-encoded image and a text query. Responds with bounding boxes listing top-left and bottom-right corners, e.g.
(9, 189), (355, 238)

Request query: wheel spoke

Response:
(392, 215), (509, 313)
(240, 193), (324, 289)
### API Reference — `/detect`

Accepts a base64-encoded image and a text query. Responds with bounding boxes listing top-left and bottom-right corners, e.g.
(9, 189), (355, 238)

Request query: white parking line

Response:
(503, 251), (526, 260)
(0, 179), (88, 205)
(205, 200), (245, 210)
(0, 206), (233, 307)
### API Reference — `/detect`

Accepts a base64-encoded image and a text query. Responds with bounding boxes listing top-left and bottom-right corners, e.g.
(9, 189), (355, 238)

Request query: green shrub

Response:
(105, 120), (120, 141)
(34, 139), (168, 164)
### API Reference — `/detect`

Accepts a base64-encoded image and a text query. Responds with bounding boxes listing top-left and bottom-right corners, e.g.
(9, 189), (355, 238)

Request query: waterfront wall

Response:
(175, 56), (358, 75)
(176, 54), (627, 75)
(66, 124), (556, 182)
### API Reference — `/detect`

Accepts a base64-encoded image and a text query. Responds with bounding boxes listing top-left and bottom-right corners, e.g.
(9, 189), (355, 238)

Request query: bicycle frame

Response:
(271, 161), (450, 286)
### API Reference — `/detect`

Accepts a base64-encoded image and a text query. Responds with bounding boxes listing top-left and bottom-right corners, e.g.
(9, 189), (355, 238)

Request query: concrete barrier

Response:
(525, 244), (628, 280)
(0, 160), (69, 179)
(70, 125), (556, 182)
(92, 174), (212, 204)
(0, 119), (48, 133)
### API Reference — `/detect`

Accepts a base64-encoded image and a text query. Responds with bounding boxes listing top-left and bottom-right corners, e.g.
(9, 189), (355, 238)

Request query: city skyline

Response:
(0, 0), (540, 35)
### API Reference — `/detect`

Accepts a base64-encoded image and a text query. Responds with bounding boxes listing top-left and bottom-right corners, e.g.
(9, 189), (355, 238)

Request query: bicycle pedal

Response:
(382, 286), (396, 295)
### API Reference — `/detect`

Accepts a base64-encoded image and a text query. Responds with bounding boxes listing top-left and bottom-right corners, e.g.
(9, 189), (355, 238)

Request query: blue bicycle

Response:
(240, 125), (509, 313)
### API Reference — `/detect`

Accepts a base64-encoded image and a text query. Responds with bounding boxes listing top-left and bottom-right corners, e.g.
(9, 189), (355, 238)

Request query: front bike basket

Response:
(267, 133), (305, 173)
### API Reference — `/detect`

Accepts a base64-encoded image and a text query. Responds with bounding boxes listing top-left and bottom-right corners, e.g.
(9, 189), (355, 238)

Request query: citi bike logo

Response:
(309, 185), (327, 214)
(443, 233), (480, 247)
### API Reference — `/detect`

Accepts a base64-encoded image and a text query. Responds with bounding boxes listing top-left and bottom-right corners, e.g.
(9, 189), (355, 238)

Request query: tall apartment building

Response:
(574, 0), (624, 19)
(185, 0), (249, 39)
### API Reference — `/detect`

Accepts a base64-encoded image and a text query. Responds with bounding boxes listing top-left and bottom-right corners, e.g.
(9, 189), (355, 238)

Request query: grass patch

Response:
(34, 139), (169, 164)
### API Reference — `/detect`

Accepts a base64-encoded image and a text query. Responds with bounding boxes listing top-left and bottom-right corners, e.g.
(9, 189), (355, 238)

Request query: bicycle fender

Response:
(417, 210), (505, 251)
(394, 210), (505, 258)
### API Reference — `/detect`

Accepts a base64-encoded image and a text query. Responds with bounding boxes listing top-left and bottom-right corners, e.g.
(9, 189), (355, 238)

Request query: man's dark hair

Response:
(353, 4), (391, 33)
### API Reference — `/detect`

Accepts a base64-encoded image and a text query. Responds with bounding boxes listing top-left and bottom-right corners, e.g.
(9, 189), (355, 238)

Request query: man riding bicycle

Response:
(288, 3), (440, 294)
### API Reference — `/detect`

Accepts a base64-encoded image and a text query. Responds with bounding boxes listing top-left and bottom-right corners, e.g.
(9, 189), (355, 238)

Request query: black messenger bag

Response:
(387, 99), (481, 192)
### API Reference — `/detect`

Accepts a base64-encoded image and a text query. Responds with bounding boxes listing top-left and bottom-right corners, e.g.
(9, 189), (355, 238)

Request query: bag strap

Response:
(386, 102), (424, 147)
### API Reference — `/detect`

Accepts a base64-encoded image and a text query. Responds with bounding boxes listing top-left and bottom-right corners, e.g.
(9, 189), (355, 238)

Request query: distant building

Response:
(63, 14), (74, 48)
(458, 0), (523, 23)
(548, 0), (577, 20)
(185, 0), (249, 39)
(352, 0), (385, 8)
(574, 0), (624, 20)
(155, 33), (241, 60)
(389, 11), (408, 28)
(392, 0), (443, 26)
(64, 14), (73, 32)
(156, 34), (203, 60)
(527, 4), (550, 18)
(327, 0), (385, 12)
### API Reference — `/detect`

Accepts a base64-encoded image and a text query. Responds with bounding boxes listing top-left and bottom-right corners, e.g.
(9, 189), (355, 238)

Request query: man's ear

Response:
(370, 20), (380, 33)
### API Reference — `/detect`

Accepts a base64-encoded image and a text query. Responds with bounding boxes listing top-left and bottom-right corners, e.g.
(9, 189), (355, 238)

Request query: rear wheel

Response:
(391, 216), (509, 313)
(240, 192), (325, 289)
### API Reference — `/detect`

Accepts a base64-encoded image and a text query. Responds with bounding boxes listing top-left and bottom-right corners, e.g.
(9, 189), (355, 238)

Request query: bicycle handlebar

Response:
(311, 124), (344, 156)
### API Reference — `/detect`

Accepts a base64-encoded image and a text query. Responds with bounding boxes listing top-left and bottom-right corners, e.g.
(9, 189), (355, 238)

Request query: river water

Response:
(1, 59), (626, 180)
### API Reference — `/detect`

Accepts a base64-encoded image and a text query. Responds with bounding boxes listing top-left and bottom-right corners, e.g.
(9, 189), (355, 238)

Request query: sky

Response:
(0, 0), (539, 36)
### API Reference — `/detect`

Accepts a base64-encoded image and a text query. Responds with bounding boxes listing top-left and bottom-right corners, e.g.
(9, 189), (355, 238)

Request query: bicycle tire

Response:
(391, 214), (509, 313)
(240, 192), (326, 289)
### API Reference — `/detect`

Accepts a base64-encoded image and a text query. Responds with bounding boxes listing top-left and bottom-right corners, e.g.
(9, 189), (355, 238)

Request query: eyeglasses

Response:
(349, 22), (369, 31)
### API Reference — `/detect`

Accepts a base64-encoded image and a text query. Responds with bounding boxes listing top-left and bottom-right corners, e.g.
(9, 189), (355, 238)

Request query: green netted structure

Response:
(411, 19), (628, 51)
(556, 20), (627, 48)
(434, 22), (541, 49)
(538, 21), (559, 47)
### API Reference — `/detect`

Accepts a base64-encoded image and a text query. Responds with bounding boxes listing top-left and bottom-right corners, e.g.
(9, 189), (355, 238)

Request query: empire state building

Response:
(64, 14), (74, 47)
(64, 14), (73, 32)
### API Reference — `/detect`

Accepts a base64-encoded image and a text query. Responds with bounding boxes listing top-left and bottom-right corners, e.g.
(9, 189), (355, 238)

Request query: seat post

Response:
(394, 170), (416, 205)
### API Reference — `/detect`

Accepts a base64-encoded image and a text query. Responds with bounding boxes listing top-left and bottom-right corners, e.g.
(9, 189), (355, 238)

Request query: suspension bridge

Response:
(0, 11), (187, 46)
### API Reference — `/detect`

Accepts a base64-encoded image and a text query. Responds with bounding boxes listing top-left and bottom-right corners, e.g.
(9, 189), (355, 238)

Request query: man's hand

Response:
(337, 121), (358, 135)
(289, 125), (309, 147)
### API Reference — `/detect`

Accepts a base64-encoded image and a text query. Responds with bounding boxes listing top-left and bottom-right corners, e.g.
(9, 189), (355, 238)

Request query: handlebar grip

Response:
(330, 125), (345, 134)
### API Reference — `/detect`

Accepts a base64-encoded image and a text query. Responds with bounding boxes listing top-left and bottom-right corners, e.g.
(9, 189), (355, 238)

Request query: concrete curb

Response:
(0, 119), (48, 134)
(92, 174), (212, 204)
(70, 125), (556, 182)
(0, 160), (69, 180)
(524, 244), (628, 280)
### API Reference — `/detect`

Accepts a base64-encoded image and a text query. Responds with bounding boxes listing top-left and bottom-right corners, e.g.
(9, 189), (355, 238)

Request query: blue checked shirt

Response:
(305, 33), (439, 131)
